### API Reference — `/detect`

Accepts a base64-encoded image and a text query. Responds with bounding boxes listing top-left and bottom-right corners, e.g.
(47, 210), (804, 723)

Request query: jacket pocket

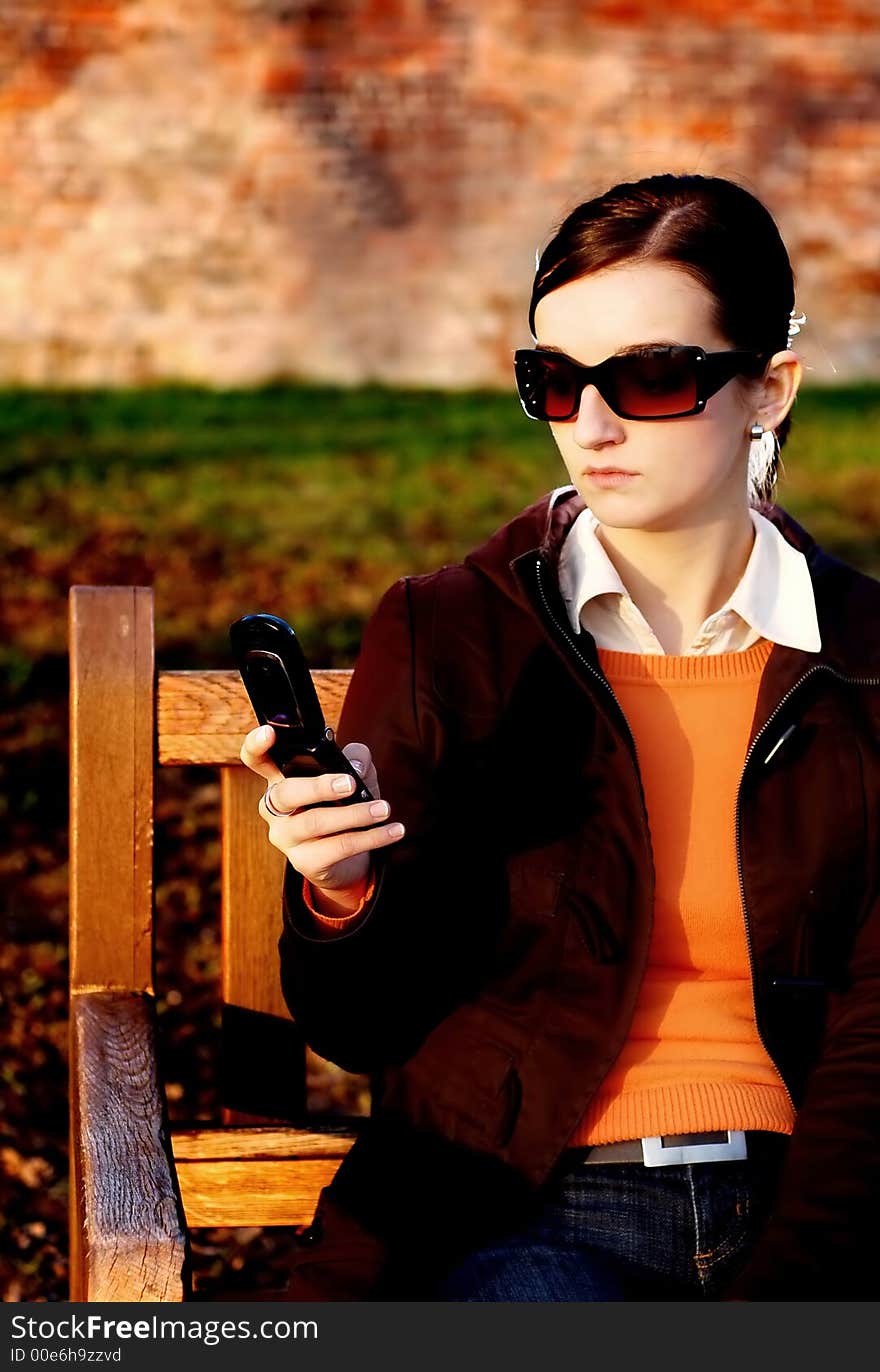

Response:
(506, 853), (565, 922)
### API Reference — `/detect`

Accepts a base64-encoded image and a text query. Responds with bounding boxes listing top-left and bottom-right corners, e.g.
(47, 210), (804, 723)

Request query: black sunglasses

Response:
(513, 344), (771, 422)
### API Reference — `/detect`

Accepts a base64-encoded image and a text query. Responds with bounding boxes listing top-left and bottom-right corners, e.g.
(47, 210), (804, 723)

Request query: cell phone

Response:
(229, 612), (374, 805)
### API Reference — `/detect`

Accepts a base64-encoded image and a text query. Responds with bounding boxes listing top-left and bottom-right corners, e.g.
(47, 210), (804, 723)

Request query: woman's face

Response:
(532, 260), (765, 532)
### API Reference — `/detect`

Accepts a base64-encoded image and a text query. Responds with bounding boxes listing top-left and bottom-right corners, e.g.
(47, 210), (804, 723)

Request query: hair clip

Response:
(787, 309), (807, 341)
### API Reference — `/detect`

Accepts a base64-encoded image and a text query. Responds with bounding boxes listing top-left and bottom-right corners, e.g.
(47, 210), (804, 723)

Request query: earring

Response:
(748, 421), (780, 505)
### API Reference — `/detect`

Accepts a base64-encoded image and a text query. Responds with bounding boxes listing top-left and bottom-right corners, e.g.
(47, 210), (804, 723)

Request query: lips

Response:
(586, 468), (637, 476)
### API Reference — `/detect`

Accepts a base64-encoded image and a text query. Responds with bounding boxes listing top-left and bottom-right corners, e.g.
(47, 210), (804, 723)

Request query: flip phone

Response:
(229, 612), (374, 805)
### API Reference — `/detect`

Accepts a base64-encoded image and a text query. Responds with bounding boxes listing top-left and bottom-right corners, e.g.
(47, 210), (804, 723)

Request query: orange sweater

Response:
(305, 638), (795, 1143)
(569, 638), (794, 1145)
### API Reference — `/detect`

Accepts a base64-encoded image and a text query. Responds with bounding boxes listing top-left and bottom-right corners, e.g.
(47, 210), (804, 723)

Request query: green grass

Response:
(2, 380), (878, 677)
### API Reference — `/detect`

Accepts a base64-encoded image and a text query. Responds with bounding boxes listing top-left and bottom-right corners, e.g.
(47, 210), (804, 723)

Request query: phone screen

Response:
(242, 652), (305, 730)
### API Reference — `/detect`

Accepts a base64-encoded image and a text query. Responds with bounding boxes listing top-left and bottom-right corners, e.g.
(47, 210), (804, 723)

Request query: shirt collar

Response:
(558, 505), (822, 652)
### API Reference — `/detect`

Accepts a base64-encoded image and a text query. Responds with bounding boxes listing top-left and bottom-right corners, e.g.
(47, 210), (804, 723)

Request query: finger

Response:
(270, 816), (406, 873)
(277, 797), (393, 845)
(266, 767), (364, 818)
(342, 742), (380, 800)
(259, 781), (297, 822)
(240, 724), (284, 783)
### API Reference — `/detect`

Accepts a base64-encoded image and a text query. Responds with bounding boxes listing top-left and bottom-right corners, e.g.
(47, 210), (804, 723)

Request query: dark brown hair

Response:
(529, 174), (797, 466)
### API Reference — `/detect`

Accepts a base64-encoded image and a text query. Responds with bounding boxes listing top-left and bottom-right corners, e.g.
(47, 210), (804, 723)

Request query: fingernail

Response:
(256, 724), (272, 743)
(332, 775), (355, 793)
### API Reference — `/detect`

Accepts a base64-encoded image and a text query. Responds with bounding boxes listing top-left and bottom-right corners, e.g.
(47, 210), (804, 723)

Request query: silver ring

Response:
(264, 783), (294, 818)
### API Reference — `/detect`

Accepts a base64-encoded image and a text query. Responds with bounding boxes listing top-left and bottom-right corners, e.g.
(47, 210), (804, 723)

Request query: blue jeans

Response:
(428, 1133), (790, 1301)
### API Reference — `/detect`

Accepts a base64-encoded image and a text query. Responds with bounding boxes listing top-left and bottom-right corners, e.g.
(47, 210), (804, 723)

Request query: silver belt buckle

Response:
(641, 1130), (748, 1167)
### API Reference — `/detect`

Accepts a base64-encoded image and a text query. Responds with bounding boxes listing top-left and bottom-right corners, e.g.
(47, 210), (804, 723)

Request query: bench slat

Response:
(171, 1124), (358, 1227)
(174, 1160), (347, 1228)
(157, 670), (353, 766)
(171, 1124), (360, 1161)
(221, 767), (290, 1023)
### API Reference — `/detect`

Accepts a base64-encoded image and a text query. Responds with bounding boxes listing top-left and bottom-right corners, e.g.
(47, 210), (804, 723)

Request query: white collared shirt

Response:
(557, 506), (822, 655)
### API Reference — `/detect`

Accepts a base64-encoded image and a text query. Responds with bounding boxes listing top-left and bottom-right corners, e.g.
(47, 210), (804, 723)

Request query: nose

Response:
(572, 384), (625, 450)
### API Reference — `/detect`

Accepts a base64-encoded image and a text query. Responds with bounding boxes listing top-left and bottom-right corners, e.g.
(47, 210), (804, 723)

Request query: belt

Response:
(576, 1130), (753, 1167)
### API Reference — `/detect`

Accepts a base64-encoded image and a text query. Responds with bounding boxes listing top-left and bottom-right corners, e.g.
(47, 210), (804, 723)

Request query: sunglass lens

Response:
(517, 354), (578, 420)
(613, 348), (698, 417)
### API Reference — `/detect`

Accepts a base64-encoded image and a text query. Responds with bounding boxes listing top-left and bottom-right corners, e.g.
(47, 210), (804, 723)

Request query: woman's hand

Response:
(239, 724), (406, 909)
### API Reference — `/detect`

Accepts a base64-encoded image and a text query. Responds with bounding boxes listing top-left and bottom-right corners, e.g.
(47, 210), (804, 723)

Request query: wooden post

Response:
(69, 585), (155, 993)
(69, 586), (157, 1300)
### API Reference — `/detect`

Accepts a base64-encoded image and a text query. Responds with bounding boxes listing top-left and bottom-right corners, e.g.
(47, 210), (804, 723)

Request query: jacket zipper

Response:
(534, 557), (647, 795)
(535, 554), (880, 1113)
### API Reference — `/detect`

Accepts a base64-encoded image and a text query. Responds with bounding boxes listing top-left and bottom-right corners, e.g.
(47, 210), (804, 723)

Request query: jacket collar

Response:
(462, 485), (880, 682)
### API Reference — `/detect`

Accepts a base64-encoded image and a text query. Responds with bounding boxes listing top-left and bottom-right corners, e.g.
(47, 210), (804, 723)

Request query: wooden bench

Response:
(68, 585), (364, 1301)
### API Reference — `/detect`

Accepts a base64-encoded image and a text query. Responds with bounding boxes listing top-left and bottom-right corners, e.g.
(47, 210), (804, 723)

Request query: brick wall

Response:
(0, 0), (877, 384)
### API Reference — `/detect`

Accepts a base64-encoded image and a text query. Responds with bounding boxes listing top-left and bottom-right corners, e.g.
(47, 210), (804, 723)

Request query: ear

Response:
(752, 348), (803, 430)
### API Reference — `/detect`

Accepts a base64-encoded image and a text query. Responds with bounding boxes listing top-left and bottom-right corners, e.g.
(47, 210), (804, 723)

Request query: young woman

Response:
(241, 173), (880, 1301)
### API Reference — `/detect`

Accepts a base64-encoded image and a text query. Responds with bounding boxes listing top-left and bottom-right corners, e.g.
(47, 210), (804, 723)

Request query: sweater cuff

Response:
(302, 870), (376, 928)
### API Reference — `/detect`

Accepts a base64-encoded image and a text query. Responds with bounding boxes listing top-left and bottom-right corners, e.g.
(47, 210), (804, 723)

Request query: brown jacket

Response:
(279, 488), (880, 1300)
